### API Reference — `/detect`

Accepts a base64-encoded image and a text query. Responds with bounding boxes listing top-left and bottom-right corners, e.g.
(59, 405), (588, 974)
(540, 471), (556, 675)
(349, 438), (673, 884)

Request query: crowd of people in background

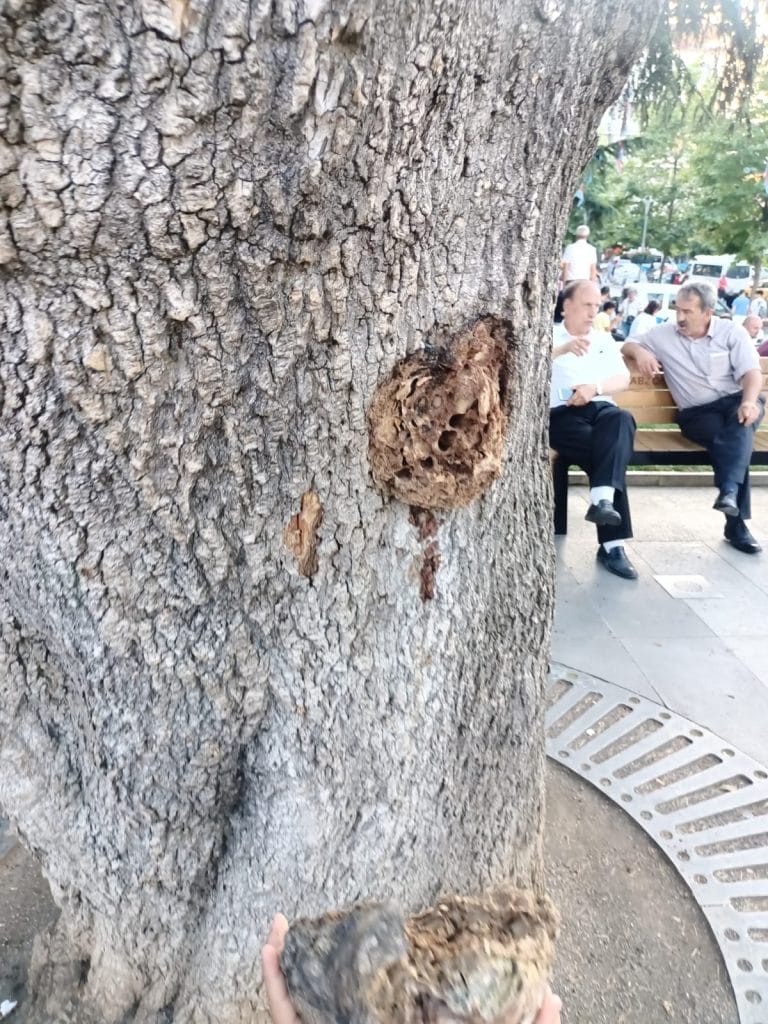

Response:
(550, 227), (766, 580)
(557, 226), (768, 351)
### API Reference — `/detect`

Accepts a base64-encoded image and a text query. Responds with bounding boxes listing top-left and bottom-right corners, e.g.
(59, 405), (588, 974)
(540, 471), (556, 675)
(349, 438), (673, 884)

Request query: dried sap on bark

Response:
(368, 318), (510, 510)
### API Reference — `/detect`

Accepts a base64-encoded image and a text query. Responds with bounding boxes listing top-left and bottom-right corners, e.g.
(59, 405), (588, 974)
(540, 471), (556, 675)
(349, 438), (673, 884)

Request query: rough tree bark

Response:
(0, 0), (660, 1021)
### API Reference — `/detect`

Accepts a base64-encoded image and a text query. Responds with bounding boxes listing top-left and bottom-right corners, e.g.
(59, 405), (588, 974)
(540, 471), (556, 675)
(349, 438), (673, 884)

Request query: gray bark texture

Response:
(0, 0), (660, 1020)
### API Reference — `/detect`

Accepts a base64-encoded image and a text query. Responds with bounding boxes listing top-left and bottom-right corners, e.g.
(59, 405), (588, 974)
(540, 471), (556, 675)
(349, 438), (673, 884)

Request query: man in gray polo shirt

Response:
(622, 283), (765, 554)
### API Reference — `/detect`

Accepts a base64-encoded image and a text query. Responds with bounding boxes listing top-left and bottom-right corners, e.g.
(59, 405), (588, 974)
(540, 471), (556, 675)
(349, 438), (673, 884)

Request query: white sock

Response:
(590, 485), (614, 504)
(602, 539), (626, 553)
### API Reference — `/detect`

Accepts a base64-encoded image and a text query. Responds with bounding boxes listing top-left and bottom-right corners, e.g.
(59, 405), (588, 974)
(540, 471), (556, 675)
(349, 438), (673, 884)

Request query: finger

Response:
(267, 913), (290, 954)
(261, 944), (298, 1024)
(536, 990), (562, 1023)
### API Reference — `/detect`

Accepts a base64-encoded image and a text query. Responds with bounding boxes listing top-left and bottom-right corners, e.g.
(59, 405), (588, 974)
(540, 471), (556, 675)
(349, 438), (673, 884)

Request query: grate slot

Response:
(659, 778), (761, 827)
(545, 676), (573, 709)
(634, 753), (723, 794)
(589, 717), (665, 765)
(731, 896), (768, 913)
(677, 798), (768, 835)
(654, 775), (753, 815)
(566, 703), (635, 752)
(613, 735), (692, 779)
(593, 718), (684, 771)
(714, 865), (768, 883)
(696, 832), (768, 858)
(546, 691), (603, 738)
(547, 694), (626, 749)
(689, 814), (768, 845)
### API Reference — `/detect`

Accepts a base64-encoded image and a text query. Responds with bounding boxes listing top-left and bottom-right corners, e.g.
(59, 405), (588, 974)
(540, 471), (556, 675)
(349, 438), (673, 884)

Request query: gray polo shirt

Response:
(637, 316), (759, 410)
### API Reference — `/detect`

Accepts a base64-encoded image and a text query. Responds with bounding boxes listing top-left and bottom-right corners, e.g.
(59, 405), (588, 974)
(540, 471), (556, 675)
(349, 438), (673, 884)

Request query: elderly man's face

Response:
(676, 293), (711, 338)
(563, 283), (601, 335)
(743, 316), (761, 339)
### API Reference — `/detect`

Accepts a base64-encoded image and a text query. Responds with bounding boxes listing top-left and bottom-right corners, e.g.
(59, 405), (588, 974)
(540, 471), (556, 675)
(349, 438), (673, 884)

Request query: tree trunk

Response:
(753, 258), (763, 296)
(0, 1), (660, 1021)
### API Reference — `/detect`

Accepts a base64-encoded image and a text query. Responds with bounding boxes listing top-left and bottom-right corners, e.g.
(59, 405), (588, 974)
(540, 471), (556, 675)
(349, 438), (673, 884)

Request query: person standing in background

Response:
(561, 225), (598, 285)
(620, 287), (642, 336)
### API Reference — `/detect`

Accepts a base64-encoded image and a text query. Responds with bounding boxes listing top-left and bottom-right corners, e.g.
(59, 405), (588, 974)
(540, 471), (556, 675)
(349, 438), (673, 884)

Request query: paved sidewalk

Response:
(553, 484), (768, 765)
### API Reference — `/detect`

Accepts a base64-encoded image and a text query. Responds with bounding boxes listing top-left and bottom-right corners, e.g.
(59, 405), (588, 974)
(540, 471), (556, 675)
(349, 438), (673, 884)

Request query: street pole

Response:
(641, 196), (652, 251)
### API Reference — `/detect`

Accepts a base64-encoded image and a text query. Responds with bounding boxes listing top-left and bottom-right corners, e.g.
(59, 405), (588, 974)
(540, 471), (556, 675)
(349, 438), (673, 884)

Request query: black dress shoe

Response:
(724, 522), (762, 554)
(713, 490), (739, 517)
(597, 545), (639, 579)
(585, 500), (622, 527)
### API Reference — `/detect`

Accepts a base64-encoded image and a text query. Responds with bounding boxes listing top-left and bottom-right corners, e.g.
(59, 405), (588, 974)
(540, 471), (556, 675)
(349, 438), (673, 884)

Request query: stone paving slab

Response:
(555, 486), (768, 766)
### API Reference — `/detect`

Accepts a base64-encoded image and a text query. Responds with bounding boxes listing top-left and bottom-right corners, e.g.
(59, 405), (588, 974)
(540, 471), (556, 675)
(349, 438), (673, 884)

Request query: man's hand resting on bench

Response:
(621, 341), (661, 379)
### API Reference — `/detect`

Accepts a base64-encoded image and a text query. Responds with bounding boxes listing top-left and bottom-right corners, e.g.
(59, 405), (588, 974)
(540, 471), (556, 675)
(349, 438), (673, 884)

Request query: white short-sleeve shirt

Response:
(551, 325), (629, 409)
(562, 239), (597, 282)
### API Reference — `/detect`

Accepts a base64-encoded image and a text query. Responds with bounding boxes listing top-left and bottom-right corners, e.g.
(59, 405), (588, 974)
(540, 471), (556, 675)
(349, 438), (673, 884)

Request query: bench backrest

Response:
(615, 356), (768, 428)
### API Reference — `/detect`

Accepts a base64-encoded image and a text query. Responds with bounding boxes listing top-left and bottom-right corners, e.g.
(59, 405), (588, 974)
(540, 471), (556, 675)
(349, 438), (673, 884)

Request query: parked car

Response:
(603, 258), (646, 287)
(744, 278), (768, 298)
(634, 284), (680, 323)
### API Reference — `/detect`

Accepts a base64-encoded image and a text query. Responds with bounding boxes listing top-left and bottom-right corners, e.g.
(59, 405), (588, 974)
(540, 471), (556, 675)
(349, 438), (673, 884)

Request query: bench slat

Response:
(616, 389), (679, 407)
(628, 409), (681, 425)
(634, 430), (706, 453)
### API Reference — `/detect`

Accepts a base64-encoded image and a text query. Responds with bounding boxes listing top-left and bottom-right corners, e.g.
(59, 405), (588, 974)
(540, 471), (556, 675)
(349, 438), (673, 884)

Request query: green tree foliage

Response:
(567, 3), (768, 269)
(688, 105), (768, 272)
(568, 116), (705, 261)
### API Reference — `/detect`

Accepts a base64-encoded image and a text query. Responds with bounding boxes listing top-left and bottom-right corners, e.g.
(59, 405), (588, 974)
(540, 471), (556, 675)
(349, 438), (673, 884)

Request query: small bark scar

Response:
(283, 491), (324, 577)
(169, 0), (191, 34)
(419, 540), (441, 602)
(368, 317), (511, 510)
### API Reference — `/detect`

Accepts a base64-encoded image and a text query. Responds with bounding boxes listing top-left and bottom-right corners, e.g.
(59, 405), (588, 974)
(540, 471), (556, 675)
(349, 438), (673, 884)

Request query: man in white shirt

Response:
(560, 225), (598, 285)
(622, 283), (764, 555)
(620, 287), (642, 336)
(551, 281), (638, 579)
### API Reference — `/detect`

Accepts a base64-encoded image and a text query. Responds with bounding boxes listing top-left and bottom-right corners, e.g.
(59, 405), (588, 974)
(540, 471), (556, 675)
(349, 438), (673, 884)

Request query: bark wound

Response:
(368, 318), (510, 510)
(283, 491), (324, 577)
(281, 886), (559, 1024)
(410, 508), (441, 601)
(419, 541), (441, 602)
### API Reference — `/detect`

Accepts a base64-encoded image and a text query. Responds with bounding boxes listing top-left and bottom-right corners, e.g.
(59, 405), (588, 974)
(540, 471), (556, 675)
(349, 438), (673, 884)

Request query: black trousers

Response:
(549, 402), (636, 542)
(677, 392), (766, 520)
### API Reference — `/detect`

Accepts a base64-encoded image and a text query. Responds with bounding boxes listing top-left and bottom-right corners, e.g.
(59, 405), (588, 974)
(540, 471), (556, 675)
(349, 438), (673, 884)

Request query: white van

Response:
(725, 261), (753, 299)
(686, 255), (734, 292)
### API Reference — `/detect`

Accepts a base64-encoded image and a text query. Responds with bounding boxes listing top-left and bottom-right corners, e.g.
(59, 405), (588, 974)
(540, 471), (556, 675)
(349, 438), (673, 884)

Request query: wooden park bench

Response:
(552, 356), (768, 535)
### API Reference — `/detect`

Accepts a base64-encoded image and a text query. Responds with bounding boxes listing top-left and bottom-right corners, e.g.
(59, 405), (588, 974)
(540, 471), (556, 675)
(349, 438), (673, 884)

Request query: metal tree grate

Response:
(547, 662), (768, 1024)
